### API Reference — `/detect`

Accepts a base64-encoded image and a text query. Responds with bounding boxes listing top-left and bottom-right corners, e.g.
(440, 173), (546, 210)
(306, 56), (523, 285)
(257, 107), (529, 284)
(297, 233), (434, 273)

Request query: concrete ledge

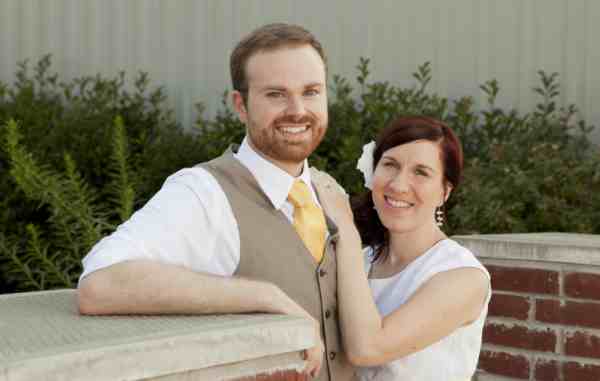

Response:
(453, 233), (600, 266)
(0, 290), (314, 381)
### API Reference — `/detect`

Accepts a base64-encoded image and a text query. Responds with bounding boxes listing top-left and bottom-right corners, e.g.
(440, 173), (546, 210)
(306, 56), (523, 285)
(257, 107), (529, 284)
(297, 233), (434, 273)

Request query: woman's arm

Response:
(337, 230), (488, 366)
(312, 170), (489, 367)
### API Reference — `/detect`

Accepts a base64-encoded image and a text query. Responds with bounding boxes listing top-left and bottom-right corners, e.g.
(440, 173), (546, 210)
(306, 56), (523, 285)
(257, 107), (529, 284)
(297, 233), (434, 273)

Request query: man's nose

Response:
(285, 96), (306, 118)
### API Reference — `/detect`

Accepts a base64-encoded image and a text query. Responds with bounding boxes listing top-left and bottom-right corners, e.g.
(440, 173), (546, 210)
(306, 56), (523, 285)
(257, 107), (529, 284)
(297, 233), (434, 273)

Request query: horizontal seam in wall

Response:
(478, 258), (600, 272)
(481, 343), (600, 365)
(491, 290), (600, 302)
(485, 317), (600, 335)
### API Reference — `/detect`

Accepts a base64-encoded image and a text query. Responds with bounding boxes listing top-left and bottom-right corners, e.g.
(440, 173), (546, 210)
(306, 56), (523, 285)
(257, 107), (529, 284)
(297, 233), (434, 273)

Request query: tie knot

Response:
(288, 180), (313, 208)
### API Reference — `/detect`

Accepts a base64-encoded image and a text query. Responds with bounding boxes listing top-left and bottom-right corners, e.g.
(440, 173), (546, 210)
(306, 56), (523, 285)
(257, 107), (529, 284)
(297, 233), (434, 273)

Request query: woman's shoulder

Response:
(422, 239), (490, 280)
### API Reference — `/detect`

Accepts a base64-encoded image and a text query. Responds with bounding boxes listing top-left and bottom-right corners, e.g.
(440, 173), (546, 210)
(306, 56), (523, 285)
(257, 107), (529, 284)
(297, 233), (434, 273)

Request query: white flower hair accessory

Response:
(356, 140), (376, 189)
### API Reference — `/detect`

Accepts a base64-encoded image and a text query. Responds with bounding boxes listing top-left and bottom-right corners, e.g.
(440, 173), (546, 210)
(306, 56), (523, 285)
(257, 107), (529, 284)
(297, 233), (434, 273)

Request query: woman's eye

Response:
(267, 92), (284, 98)
(416, 169), (428, 176)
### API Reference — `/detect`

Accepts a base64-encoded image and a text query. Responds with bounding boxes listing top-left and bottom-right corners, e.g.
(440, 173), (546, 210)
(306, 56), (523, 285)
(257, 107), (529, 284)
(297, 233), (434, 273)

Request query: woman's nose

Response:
(387, 171), (410, 193)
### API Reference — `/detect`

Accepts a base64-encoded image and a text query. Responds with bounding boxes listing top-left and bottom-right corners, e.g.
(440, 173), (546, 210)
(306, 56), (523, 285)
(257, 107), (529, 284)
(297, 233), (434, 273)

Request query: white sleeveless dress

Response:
(355, 239), (490, 381)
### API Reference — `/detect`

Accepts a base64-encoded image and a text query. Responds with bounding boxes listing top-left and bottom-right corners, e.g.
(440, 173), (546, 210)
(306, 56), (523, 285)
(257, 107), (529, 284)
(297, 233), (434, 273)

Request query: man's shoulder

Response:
(199, 146), (238, 170)
(163, 166), (224, 197)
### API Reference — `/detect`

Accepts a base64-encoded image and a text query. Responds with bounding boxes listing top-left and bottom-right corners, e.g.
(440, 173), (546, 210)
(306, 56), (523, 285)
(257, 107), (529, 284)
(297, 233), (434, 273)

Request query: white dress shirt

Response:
(80, 137), (321, 282)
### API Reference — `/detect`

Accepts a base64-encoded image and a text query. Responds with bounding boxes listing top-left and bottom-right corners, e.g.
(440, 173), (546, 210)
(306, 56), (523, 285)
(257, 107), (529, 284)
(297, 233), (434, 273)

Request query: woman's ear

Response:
(442, 183), (453, 204)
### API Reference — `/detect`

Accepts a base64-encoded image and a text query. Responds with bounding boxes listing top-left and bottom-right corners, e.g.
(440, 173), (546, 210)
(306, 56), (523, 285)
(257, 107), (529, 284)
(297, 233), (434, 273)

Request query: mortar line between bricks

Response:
(559, 266), (565, 298)
(525, 348), (533, 381)
(529, 294), (536, 323)
(486, 318), (556, 330)
(475, 370), (524, 381)
(482, 343), (600, 365)
(529, 358), (534, 381)
(486, 317), (600, 335)
(556, 267), (565, 367)
(491, 290), (600, 302)
(558, 331), (567, 381)
(528, 349), (533, 380)
(557, 326), (564, 356)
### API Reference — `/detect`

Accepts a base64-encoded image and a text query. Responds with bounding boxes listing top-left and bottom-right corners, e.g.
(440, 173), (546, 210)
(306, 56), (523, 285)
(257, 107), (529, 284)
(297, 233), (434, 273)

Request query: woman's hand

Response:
(310, 169), (354, 230)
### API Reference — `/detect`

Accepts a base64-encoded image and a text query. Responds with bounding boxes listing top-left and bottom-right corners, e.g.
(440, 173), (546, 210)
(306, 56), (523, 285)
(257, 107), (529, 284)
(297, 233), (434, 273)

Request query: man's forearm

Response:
(78, 260), (304, 317)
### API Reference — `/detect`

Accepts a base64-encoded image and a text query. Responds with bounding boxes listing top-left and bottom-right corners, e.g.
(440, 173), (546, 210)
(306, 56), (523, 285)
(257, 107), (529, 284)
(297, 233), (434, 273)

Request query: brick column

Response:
(455, 233), (600, 381)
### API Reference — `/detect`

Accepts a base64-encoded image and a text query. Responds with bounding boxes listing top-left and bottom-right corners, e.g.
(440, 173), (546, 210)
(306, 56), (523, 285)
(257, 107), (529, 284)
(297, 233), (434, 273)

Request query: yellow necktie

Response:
(288, 180), (327, 263)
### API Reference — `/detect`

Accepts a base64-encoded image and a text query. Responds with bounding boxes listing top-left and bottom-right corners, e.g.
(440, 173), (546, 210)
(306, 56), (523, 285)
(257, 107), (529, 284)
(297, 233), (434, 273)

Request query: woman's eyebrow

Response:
(416, 163), (436, 173)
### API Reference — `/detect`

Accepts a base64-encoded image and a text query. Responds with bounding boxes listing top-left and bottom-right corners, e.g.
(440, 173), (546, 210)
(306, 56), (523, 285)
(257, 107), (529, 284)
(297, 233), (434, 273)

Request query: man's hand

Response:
(254, 284), (325, 378)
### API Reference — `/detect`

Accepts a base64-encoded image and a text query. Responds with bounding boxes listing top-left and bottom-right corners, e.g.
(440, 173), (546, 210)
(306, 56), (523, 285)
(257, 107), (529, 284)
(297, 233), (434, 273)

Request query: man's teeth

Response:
(281, 125), (308, 134)
(385, 197), (413, 208)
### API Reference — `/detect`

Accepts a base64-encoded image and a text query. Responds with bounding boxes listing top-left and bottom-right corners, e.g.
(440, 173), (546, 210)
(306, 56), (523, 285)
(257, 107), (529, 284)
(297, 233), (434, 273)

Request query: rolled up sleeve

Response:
(79, 167), (240, 284)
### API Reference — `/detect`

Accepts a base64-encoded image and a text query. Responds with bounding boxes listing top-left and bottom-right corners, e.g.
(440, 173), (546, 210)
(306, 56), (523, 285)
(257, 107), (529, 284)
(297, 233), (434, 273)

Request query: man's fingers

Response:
(302, 347), (323, 378)
(301, 351), (314, 374)
(303, 361), (317, 377)
(310, 363), (322, 378)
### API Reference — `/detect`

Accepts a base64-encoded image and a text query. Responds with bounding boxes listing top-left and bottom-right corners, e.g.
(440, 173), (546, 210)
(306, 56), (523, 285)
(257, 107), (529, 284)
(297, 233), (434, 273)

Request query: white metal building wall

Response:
(1, 0), (599, 140)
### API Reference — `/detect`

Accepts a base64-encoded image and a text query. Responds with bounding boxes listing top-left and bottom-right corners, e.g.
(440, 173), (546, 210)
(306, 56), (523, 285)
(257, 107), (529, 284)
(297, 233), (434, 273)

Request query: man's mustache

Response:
(274, 114), (317, 126)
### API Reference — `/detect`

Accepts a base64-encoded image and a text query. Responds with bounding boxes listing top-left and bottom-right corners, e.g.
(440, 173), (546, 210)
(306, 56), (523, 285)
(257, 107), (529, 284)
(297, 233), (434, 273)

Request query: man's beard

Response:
(247, 114), (327, 164)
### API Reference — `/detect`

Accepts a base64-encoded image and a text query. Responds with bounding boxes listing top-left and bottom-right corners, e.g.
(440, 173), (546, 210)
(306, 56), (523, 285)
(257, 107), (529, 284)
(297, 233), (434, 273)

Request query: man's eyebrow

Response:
(304, 82), (325, 88)
(258, 82), (325, 92)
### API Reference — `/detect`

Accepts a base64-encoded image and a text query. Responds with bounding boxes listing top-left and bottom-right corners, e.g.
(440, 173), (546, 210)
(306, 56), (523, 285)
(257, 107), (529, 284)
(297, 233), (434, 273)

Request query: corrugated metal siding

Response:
(1, 0), (599, 139)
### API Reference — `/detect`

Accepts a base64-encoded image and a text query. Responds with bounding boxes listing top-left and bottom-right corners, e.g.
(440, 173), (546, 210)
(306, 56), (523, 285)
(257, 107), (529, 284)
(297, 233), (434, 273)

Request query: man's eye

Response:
(267, 92), (284, 98)
(304, 89), (319, 96)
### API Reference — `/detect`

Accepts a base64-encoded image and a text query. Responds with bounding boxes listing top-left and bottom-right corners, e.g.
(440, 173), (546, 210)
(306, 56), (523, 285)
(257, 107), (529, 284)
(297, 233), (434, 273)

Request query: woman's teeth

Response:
(385, 196), (413, 208)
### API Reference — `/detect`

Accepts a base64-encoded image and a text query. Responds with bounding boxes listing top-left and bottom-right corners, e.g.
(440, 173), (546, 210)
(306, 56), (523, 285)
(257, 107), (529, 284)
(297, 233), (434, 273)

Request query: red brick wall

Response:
(477, 263), (600, 381)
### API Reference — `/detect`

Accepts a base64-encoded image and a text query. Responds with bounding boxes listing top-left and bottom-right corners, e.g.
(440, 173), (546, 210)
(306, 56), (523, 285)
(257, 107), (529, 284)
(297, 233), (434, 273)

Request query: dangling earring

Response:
(435, 206), (444, 226)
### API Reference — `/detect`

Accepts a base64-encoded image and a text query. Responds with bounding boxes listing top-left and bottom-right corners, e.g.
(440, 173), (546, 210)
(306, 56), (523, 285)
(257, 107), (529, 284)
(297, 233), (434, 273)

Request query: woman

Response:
(312, 116), (490, 381)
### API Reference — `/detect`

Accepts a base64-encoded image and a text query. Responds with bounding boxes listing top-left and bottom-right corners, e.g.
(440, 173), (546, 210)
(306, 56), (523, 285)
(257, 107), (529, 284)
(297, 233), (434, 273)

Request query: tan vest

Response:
(201, 147), (355, 381)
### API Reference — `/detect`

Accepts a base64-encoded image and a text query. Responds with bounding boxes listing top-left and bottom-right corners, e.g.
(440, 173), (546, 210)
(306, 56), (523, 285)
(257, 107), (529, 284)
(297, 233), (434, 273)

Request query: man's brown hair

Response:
(230, 23), (326, 100)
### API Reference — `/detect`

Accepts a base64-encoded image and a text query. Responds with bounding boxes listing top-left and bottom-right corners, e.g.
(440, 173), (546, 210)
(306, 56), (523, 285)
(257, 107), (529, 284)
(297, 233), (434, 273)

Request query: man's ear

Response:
(232, 90), (248, 124)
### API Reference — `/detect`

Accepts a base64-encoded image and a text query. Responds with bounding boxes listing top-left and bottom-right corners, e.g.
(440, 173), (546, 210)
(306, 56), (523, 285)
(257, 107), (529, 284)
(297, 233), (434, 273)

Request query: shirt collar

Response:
(234, 137), (317, 210)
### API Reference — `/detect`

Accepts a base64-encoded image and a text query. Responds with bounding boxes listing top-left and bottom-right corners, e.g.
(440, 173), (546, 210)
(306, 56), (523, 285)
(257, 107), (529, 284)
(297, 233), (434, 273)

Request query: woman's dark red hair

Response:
(351, 116), (464, 261)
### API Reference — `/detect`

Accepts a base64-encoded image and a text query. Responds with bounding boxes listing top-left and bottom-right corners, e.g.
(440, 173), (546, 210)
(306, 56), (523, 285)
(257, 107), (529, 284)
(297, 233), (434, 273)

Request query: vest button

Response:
(329, 351), (336, 360)
(325, 309), (331, 319)
(319, 269), (327, 277)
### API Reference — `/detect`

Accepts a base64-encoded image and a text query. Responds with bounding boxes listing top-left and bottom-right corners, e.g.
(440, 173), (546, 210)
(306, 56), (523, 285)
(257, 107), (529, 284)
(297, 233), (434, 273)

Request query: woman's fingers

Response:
(310, 168), (347, 196)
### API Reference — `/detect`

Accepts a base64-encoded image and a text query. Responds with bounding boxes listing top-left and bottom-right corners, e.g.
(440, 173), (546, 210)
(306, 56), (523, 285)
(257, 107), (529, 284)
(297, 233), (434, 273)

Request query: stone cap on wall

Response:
(453, 233), (600, 266)
(0, 289), (314, 381)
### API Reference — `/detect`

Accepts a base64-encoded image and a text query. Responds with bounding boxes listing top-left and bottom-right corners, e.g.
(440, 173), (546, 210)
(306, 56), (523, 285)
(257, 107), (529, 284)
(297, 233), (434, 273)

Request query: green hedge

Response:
(1, 56), (598, 293)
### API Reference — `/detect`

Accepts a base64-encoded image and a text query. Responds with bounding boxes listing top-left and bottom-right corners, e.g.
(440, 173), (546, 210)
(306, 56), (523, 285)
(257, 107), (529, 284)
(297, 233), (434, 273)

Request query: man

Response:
(78, 23), (354, 380)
